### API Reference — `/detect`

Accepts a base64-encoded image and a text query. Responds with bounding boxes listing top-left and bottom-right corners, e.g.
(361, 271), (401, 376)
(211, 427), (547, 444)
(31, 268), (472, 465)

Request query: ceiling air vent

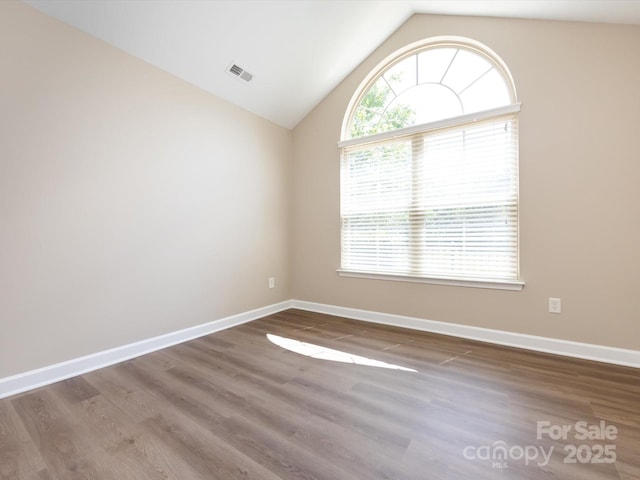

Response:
(227, 63), (253, 83)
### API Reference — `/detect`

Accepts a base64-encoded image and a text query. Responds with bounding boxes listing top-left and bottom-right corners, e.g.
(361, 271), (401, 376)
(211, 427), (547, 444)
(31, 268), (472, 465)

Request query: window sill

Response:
(337, 269), (524, 291)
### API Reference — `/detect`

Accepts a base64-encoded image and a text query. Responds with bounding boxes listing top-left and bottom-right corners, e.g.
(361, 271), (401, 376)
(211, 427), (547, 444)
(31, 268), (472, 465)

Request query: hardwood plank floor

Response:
(1, 309), (638, 479)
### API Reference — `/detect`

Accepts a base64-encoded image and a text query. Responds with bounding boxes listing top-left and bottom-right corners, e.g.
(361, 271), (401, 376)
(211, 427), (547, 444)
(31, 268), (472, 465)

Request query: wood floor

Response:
(1, 309), (638, 479)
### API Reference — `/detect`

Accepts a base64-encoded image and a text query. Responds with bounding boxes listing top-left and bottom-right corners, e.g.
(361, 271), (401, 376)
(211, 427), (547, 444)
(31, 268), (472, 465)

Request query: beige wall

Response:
(292, 14), (640, 351)
(0, 1), (292, 378)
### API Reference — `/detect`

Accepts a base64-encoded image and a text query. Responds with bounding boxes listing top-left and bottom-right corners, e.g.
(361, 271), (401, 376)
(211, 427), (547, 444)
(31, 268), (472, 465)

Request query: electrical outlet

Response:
(268, 277), (275, 289)
(548, 297), (561, 314)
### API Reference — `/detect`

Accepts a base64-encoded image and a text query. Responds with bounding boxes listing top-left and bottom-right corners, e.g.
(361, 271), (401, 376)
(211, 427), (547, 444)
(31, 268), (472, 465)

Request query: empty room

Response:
(1, 0), (639, 478)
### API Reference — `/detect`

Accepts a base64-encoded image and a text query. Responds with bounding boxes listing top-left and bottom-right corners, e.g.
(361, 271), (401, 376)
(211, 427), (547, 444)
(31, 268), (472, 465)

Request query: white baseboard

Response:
(0, 301), (292, 400)
(2, 299), (637, 399)
(291, 300), (640, 369)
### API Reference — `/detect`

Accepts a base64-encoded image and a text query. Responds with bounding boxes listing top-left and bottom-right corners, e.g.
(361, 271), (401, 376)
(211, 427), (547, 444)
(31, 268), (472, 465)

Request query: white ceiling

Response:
(24, 0), (640, 129)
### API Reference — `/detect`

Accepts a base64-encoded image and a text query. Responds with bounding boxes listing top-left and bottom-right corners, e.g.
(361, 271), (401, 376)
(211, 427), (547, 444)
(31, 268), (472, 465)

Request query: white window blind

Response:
(340, 113), (519, 281)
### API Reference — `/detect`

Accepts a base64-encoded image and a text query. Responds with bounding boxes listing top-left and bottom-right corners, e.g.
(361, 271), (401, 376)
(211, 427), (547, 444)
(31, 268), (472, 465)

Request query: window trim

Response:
(337, 269), (525, 291)
(338, 102), (521, 149)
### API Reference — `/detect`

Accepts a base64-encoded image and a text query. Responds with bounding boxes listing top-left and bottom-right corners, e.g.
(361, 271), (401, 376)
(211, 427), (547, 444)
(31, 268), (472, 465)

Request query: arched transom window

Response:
(339, 38), (522, 289)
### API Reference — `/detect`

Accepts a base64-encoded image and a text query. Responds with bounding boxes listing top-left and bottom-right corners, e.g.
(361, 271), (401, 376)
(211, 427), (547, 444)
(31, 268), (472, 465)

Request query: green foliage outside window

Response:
(350, 74), (415, 138)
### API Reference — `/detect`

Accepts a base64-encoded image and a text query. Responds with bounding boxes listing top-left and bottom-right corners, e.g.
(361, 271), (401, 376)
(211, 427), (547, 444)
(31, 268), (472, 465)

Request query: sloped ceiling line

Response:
(23, 0), (640, 129)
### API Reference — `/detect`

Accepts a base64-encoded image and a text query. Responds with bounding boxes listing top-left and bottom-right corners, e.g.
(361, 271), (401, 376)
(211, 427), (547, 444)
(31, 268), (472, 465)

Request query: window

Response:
(339, 38), (522, 290)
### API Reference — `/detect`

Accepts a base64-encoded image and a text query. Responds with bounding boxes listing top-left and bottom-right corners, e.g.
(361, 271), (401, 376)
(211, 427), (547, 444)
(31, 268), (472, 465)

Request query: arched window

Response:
(339, 37), (522, 289)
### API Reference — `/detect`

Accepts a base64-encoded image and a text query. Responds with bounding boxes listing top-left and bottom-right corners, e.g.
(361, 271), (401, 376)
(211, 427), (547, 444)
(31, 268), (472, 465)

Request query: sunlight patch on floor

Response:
(267, 334), (417, 372)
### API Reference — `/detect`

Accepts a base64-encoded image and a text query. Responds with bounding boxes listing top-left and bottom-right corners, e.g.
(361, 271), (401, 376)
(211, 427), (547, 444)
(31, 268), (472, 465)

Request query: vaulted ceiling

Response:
(24, 0), (640, 129)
